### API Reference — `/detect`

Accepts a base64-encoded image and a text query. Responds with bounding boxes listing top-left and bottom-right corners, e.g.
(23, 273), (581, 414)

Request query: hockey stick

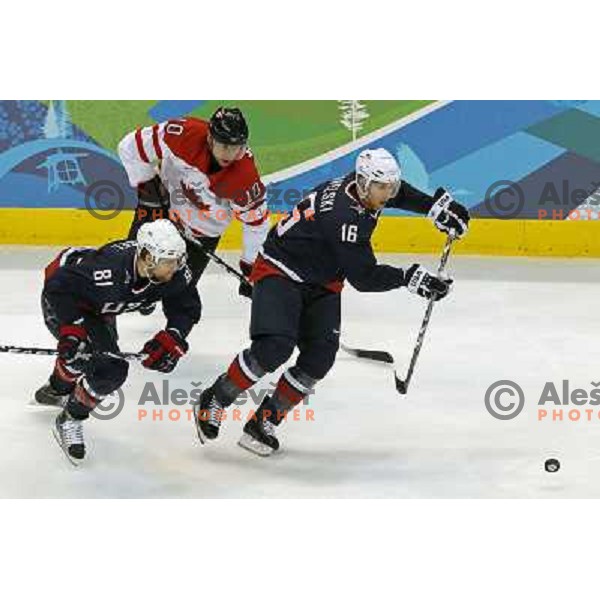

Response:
(340, 237), (455, 370)
(178, 223), (253, 296)
(183, 226), (398, 359)
(395, 235), (454, 395)
(0, 345), (145, 361)
(340, 343), (394, 364)
(180, 223), (403, 361)
(189, 237), (247, 283)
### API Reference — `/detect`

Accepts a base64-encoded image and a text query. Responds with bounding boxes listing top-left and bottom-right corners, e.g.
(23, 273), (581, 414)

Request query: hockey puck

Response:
(544, 458), (561, 473)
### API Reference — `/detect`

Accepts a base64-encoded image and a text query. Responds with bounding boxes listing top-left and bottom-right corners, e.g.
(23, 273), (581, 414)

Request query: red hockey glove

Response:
(142, 329), (188, 373)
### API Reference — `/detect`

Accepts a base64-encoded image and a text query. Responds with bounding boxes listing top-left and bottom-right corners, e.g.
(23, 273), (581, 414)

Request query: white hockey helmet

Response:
(136, 219), (187, 268)
(355, 148), (401, 198)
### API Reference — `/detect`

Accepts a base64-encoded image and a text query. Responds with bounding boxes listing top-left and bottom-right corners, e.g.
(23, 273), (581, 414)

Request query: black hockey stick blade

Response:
(342, 343), (412, 392)
(340, 343), (394, 364)
(395, 377), (408, 395)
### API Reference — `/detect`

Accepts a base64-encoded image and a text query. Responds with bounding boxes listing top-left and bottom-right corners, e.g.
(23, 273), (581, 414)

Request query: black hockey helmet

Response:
(209, 106), (249, 145)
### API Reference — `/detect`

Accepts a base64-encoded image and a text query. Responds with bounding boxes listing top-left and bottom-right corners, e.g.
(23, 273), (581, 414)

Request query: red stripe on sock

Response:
(227, 357), (254, 391)
(275, 375), (305, 408)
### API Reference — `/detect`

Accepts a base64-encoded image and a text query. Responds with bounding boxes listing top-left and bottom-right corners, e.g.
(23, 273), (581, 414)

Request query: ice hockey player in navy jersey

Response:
(193, 147), (470, 456)
(35, 219), (200, 463)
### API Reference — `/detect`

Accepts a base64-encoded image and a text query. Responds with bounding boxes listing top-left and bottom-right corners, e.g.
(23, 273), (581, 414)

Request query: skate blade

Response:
(52, 429), (83, 467)
(195, 426), (206, 446)
(27, 398), (64, 412)
(193, 406), (206, 446)
(238, 433), (275, 457)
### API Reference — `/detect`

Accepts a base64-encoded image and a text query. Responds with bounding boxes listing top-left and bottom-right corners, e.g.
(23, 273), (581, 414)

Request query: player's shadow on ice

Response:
(202, 445), (411, 486)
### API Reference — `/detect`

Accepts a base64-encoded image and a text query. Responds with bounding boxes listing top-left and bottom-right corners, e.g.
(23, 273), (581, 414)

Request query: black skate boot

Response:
(193, 385), (225, 444)
(53, 410), (86, 464)
(33, 379), (72, 409)
(238, 397), (281, 457)
(34, 382), (68, 408)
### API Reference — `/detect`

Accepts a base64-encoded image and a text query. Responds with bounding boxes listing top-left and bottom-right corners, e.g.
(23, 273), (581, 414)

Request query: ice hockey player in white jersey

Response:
(118, 107), (268, 301)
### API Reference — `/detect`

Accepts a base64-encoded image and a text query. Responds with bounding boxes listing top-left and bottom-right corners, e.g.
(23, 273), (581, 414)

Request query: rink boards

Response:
(2, 100), (600, 256)
(0, 208), (599, 257)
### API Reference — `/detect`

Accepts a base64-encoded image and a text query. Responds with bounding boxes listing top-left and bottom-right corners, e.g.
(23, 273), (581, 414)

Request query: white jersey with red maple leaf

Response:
(118, 117), (269, 264)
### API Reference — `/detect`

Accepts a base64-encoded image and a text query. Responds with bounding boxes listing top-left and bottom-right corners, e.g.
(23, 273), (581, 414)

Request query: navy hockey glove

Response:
(404, 264), (453, 301)
(238, 260), (254, 299)
(57, 324), (89, 366)
(142, 329), (188, 373)
(137, 175), (169, 209)
(428, 188), (470, 239)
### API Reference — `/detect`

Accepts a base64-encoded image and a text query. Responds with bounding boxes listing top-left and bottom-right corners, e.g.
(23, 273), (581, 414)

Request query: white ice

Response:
(1, 246), (600, 498)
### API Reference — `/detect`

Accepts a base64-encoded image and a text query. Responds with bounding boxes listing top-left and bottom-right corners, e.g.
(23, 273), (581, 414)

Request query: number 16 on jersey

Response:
(341, 224), (358, 243)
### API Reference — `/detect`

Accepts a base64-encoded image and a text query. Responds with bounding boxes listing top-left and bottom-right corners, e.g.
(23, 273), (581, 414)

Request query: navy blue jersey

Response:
(258, 173), (436, 292)
(43, 240), (201, 338)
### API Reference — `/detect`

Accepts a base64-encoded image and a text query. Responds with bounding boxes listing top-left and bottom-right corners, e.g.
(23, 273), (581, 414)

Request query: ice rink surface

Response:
(2, 246), (600, 498)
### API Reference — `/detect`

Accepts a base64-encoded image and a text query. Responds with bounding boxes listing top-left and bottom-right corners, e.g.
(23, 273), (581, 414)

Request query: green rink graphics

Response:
(1, 100), (599, 255)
